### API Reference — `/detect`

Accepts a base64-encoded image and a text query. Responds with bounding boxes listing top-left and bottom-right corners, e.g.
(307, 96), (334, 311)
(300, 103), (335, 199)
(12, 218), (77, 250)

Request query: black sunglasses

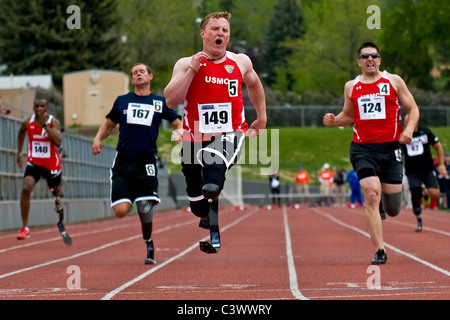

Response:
(359, 53), (380, 59)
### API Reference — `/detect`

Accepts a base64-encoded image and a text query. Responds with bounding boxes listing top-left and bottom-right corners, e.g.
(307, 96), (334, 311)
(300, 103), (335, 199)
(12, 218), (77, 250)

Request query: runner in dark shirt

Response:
(92, 63), (182, 264)
(402, 115), (447, 231)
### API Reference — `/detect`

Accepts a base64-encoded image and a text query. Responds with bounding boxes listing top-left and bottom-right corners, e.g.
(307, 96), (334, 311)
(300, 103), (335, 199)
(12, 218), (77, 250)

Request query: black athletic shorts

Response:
(350, 141), (403, 184)
(110, 152), (160, 206)
(180, 131), (245, 199)
(24, 163), (62, 189)
(407, 171), (440, 190)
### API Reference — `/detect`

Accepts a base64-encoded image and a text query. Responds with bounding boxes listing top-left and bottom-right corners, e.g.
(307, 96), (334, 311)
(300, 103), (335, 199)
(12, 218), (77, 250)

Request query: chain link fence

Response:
(244, 105), (450, 127)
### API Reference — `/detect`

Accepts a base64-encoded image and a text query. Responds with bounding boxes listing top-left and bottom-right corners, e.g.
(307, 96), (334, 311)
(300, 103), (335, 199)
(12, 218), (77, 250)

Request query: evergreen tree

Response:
(261, 0), (304, 89)
(0, 0), (124, 90)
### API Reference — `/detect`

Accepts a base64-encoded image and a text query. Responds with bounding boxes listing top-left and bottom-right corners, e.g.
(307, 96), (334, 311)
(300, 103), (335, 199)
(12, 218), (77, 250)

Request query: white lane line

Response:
(0, 220), (194, 280)
(0, 211), (187, 254)
(340, 208), (450, 237)
(0, 222), (138, 254)
(311, 208), (450, 277)
(283, 207), (309, 300)
(102, 208), (259, 300)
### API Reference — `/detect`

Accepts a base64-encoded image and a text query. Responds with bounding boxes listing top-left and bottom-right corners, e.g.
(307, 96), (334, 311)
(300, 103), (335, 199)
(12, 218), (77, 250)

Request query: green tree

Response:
(199, 0), (278, 74)
(0, 0), (124, 90)
(116, 0), (197, 92)
(378, 0), (433, 90)
(379, 0), (450, 91)
(261, 0), (304, 90)
(285, 0), (382, 95)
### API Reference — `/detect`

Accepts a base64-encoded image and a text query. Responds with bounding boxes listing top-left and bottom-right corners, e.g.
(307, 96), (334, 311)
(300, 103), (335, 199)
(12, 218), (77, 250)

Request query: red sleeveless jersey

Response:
(27, 115), (62, 171)
(184, 52), (248, 141)
(351, 71), (403, 144)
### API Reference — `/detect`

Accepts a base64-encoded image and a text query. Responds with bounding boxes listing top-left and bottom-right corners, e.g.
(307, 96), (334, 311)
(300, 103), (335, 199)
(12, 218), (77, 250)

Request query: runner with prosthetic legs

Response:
(17, 98), (71, 245)
(164, 12), (266, 253)
(136, 199), (156, 264)
(92, 62), (182, 264)
(402, 115), (448, 232)
(182, 131), (245, 253)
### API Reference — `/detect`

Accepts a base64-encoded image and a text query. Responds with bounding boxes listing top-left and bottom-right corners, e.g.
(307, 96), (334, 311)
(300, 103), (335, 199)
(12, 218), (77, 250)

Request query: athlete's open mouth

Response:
(215, 39), (222, 45)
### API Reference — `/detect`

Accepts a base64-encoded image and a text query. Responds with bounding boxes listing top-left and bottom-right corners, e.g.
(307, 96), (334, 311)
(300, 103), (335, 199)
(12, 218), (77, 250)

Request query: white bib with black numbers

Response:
(357, 96), (386, 120)
(197, 102), (233, 133)
(126, 101), (163, 126)
(31, 141), (51, 158)
(406, 141), (424, 157)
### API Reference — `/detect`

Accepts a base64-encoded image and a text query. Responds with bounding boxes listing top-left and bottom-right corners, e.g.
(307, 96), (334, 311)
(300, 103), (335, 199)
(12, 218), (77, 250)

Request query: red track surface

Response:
(1, 205), (450, 301)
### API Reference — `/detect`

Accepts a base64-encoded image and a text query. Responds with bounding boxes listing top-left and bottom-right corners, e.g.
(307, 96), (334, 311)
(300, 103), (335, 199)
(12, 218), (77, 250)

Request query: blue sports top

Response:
(106, 92), (180, 157)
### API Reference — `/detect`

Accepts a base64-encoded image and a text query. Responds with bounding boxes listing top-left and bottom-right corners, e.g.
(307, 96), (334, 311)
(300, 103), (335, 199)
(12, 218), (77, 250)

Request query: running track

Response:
(1, 204), (450, 302)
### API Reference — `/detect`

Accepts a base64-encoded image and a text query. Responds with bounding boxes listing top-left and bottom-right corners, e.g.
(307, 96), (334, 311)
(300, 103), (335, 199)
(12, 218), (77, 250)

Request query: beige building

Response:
(0, 74), (53, 119)
(63, 70), (129, 127)
(0, 88), (36, 119)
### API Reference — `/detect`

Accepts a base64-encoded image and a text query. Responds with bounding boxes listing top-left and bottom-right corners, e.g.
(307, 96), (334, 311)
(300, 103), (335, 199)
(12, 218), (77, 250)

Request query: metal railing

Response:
(0, 115), (115, 201)
(244, 105), (450, 127)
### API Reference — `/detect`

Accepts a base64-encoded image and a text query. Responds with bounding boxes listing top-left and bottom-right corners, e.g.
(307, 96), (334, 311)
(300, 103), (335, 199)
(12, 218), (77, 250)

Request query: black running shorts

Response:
(350, 141), (403, 184)
(24, 163), (62, 189)
(180, 131), (245, 199)
(407, 171), (440, 190)
(110, 153), (160, 206)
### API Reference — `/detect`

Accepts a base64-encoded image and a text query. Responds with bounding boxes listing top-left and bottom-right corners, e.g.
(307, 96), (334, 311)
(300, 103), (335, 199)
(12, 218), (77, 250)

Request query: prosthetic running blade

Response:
(199, 200), (220, 254)
(55, 205), (72, 246)
(145, 239), (156, 265)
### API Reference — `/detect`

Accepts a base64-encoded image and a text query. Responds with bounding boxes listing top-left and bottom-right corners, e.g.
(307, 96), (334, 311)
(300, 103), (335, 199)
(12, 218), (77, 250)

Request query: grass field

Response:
(151, 126), (450, 187)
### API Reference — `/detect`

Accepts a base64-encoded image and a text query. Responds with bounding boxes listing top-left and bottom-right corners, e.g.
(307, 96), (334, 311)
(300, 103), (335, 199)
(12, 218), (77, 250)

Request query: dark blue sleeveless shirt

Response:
(106, 92), (180, 157)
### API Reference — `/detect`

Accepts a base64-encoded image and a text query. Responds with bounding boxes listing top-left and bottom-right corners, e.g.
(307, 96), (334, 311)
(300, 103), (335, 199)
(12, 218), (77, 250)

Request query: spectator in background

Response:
(319, 163), (334, 206)
(347, 169), (363, 208)
(295, 165), (310, 205)
(334, 166), (346, 207)
(269, 172), (281, 207)
(1, 107), (11, 117)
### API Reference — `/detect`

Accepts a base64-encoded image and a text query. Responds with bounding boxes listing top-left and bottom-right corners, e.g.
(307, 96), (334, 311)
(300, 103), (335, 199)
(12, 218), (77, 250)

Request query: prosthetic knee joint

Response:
(202, 183), (221, 203)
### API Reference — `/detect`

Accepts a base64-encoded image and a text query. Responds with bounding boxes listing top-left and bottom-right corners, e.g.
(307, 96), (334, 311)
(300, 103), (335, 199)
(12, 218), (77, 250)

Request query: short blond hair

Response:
(200, 11), (231, 30)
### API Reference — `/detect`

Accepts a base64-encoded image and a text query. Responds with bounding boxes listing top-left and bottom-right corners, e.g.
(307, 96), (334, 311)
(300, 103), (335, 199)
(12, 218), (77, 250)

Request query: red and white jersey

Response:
(26, 114), (62, 171)
(183, 52), (248, 141)
(351, 70), (403, 144)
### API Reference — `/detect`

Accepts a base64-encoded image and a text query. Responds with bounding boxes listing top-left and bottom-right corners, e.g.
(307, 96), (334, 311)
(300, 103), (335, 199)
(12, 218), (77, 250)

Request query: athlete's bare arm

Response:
(164, 52), (210, 108)
(233, 53), (267, 137)
(389, 73), (419, 145)
(323, 80), (355, 127)
(17, 117), (30, 169)
(170, 118), (183, 144)
(92, 118), (117, 155)
(45, 117), (62, 147)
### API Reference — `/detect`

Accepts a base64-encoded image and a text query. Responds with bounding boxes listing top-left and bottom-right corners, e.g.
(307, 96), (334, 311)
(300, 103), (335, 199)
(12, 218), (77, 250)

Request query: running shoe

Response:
(415, 218), (422, 232)
(371, 249), (387, 265)
(17, 227), (30, 240)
